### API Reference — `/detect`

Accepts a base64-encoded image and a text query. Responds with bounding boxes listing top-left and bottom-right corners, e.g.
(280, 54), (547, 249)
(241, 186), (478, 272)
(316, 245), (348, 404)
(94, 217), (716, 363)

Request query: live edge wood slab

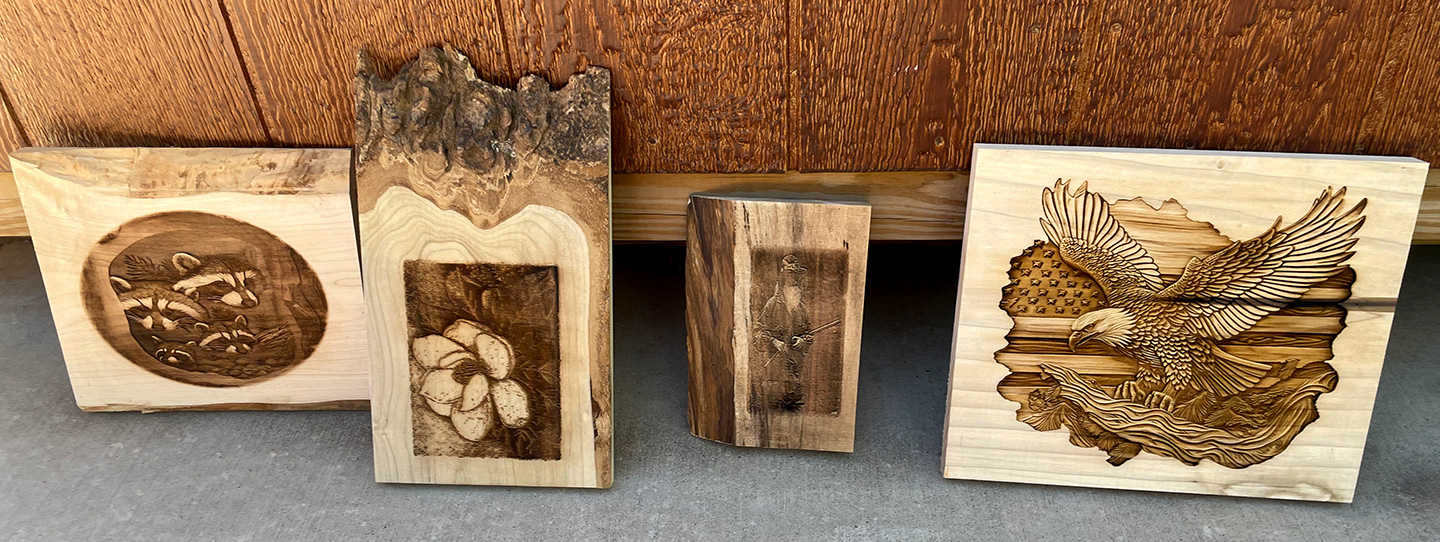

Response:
(687, 195), (870, 452)
(943, 144), (1428, 502)
(9, 147), (368, 412)
(356, 47), (612, 488)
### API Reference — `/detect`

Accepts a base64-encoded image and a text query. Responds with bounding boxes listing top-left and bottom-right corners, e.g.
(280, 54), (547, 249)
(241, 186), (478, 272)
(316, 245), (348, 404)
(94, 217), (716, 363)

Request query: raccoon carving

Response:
(149, 336), (201, 368)
(110, 277), (207, 332)
(171, 253), (262, 309)
(195, 315), (259, 355)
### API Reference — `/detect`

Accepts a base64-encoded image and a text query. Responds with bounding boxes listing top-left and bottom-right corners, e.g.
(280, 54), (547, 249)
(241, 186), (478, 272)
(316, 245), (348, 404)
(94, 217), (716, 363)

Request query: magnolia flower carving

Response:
(412, 319), (533, 441)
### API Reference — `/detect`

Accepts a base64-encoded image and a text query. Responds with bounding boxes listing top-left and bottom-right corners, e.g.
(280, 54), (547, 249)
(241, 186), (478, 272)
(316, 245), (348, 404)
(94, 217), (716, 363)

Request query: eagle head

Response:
(1068, 308), (1136, 350)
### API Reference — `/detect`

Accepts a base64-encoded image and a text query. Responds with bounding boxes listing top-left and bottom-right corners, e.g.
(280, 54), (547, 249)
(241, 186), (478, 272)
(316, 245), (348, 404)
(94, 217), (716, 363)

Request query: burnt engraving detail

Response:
(997, 181), (1363, 468)
(404, 260), (562, 460)
(82, 211), (327, 387)
(748, 250), (847, 417)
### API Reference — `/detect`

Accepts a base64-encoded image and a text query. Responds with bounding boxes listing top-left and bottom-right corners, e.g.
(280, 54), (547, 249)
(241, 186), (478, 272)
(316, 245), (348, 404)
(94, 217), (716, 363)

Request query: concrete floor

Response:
(0, 238), (1436, 541)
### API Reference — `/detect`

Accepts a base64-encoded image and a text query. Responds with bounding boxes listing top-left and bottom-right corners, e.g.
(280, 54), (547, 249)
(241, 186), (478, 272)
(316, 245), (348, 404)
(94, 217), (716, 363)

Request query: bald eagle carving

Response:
(1040, 180), (1366, 411)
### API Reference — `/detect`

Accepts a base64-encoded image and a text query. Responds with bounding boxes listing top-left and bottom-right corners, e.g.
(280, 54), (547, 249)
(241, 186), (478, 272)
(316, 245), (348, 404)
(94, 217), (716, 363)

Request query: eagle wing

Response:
(1159, 186), (1366, 341)
(1039, 180), (1164, 306)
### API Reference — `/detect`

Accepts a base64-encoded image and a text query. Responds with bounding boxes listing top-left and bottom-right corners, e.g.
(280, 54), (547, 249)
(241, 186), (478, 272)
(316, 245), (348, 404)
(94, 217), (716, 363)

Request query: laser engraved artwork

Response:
(997, 180), (1364, 468)
(403, 260), (562, 460)
(82, 211), (327, 387)
(749, 250), (847, 416)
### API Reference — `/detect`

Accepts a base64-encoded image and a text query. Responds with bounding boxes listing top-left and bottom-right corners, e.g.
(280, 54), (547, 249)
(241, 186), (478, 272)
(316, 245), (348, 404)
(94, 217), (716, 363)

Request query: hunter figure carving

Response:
(759, 255), (813, 410)
(1041, 180), (1367, 412)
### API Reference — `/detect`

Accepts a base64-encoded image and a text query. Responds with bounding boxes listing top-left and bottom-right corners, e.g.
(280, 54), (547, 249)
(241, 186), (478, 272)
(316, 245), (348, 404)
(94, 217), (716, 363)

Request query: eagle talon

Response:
(1114, 381), (1139, 401)
(1144, 392), (1176, 411)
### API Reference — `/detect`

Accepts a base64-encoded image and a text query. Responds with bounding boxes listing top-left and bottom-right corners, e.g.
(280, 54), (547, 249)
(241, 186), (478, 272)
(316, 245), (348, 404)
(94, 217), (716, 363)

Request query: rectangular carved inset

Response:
(687, 195), (870, 452)
(747, 248), (848, 417)
(404, 261), (561, 460)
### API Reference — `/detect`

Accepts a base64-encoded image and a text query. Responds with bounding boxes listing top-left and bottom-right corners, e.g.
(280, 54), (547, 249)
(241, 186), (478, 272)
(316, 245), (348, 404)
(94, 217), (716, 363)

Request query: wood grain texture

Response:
(356, 48), (611, 487)
(2, 1), (1440, 170)
(9, 148), (367, 411)
(222, 0), (512, 147)
(944, 144), (1428, 502)
(1066, 0), (1401, 155)
(0, 0), (268, 148)
(686, 195), (870, 452)
(502, 0), (787, 172)
(788, 0), (968, 170)
(0, 82), (26, 172)
(8, 168), (1440, 242)
(0, 172), (27, 236)
(1355, 1), (1440, 161)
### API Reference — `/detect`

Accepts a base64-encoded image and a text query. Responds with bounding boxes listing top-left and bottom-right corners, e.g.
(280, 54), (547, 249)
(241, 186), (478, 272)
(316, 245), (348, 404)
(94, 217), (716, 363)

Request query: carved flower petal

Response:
(458, 374), (491, 412)
(419, 369), (464, 404)
(450, 396), (495, 441)
(491, 379), (531, 428)
(473, 333), (514, 380)
(436, 350), (475, 369)
(412, 335), (465, 369)
(442, 320), (486, 350)
(426, 397), (453, 417)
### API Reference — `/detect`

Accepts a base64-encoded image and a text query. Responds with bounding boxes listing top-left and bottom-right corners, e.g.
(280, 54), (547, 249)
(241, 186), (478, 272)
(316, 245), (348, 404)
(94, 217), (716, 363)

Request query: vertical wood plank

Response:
(502, 0), (788, 172)
(222, 0), (512, 147)
(1356, 2), (1440, 165)
(0, 0), (268, 147)
(965, 0), (1095, 163)
(788, 0), (971, 171)
(1068, 0), (1402, 155)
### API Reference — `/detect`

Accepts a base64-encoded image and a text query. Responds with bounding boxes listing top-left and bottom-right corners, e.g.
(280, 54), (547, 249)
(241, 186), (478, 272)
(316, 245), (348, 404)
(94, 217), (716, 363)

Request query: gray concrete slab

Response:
(0, 239), (1435, 541)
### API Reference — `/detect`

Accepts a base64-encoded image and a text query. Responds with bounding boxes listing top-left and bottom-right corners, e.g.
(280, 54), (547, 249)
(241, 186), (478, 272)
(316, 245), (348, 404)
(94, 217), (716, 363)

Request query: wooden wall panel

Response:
(0, 1), (1438, 173)
(503, 0), (788, 172)
(962, 1), (1096, 165)
(1356, 1), (1440, 163)
(223, 0), (512, 147)
(0, 0), (268, 148)
(1067, 0), (1401, 155)
(788, 0), (970, 171)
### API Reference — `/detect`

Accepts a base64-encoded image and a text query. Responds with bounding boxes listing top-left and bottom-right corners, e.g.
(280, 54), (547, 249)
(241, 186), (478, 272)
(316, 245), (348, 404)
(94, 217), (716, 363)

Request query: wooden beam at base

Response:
(3, 169), (1439, 243)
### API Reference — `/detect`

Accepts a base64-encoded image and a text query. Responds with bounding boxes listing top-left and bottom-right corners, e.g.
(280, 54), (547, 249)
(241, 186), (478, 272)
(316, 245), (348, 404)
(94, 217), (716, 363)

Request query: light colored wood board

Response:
(502, 0), (788, 172)
(222, 0), (511, 147)
(9, 147), (367, 411)
(616, 171), (964, 240)
(943, 144), (1428, 502)
(7, 168), (1440, 242)
(0, 169), (26, 236)
(356, 48), (612, 488)
(686, 195), (870, 452)
(0, 0), (268, 147)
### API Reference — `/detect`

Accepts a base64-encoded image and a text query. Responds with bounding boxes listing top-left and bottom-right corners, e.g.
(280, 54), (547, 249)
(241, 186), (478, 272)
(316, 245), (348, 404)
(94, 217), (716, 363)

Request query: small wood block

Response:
(356, 47), (613, 488)
(9, 148), (368, 411)
(686, 195), (871, 452)
(944, 144), (1429, 502)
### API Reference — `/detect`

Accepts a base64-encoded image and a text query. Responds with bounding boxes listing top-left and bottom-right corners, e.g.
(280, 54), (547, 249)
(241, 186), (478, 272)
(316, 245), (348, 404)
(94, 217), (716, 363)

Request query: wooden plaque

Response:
(10, 148), (367, 411)
(943, 144), (1428, 502)
(356, 47), (613, 488)
(686, 195), (870, 452)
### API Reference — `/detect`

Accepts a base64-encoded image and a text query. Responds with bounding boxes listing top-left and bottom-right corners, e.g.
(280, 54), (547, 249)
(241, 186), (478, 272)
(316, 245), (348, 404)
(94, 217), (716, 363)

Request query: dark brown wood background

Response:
(0, 0), (1436, 173)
